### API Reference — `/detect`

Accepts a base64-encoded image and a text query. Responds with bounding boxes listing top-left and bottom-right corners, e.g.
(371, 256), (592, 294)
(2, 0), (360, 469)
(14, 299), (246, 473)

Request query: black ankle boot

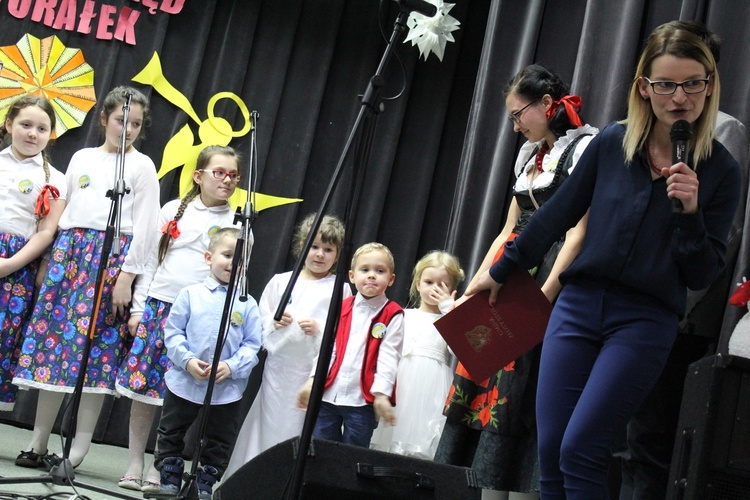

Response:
(159, 456), (184, 496)
(197, 464), (220, 499)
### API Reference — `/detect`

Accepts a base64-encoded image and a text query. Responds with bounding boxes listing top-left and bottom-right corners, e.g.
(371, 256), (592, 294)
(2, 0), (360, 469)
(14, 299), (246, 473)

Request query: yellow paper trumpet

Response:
(132, 52), (301, 211)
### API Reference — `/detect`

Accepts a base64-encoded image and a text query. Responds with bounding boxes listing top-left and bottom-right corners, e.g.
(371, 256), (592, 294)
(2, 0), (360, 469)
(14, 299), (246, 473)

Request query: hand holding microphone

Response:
(668, 120), (699, 213)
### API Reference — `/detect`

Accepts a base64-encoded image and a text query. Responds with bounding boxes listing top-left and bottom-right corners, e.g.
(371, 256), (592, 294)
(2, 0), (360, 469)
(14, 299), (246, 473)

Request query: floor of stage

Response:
(0, 422), (547, 500)
(0, 422), (184, 500)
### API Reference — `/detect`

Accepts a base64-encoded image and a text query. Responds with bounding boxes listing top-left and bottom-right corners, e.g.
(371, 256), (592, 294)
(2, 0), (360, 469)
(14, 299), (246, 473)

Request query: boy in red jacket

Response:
(297, 242), (404, 447)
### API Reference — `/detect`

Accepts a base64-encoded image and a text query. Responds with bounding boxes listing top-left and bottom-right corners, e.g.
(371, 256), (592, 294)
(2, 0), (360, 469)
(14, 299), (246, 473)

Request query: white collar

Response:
(354, 292), (388, 310)
(192, 196), (231, 213)
(0, 147), (45, 168)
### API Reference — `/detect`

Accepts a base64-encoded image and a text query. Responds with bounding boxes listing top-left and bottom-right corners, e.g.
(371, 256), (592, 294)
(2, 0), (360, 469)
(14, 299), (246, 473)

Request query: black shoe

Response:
(41, 453), (62, 472)
(15, 450), (44, 468)
(159, 456), (184, 496)
(197, 464), (219, 500)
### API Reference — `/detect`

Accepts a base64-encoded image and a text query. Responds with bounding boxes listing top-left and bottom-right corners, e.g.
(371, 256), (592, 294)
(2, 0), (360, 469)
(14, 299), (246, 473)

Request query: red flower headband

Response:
(546, 95), (583, 128)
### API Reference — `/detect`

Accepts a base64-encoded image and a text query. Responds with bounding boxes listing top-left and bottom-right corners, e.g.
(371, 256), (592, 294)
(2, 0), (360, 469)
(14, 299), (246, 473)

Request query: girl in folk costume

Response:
(435, 64), (597, 495)
(225, 213), (349, 479)
(13, 86), (160, 469)
(0, 96), (66, 411)
(370, 250), (464, 459)
(115, 145), (247, 492)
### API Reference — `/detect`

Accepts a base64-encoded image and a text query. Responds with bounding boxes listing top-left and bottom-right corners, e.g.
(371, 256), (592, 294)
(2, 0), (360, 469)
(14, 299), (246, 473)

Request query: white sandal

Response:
(118, 474), (143, 491)
(141, 477), (161, 493)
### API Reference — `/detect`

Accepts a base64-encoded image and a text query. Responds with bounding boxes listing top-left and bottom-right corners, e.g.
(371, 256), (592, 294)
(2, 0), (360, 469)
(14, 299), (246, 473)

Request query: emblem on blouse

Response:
(230, 311), (243, 327)
(371, 322), (386, 339)
(78, 175), (91, 189)
(207, 225), (221, 237)
(465, 325), (492, 352)
(18, 179), (33, 194)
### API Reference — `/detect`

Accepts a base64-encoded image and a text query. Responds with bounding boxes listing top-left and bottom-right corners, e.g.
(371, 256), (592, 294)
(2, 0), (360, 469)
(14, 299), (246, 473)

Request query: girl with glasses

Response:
(435, 64), (597, 496)
(114, 145), (249, 493)
(467, 25), (740, 499)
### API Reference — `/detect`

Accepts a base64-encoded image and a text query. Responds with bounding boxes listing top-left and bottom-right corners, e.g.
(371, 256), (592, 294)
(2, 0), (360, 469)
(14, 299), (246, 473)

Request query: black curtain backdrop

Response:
(1, 0), (749, 455)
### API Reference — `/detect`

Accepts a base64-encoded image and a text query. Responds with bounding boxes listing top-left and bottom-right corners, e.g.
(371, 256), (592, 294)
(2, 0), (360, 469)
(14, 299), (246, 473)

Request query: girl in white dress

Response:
(370, 250), (464, 458)
(225, 213), (350, 478)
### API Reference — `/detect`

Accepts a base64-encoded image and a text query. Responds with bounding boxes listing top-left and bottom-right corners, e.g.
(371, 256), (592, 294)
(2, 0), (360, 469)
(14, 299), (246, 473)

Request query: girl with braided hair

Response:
(0, 96), (66, 412)
(115, 144), (247, 492)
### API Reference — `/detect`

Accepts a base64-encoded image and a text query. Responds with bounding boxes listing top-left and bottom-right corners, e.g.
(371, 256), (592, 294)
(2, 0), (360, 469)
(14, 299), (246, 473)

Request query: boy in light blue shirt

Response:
(154, 227), (261, 499)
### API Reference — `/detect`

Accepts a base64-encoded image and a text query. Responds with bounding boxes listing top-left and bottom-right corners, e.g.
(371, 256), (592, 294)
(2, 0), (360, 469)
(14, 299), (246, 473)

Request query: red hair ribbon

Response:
(161, 219), (181, 239)
(34, 184), (60, 218)
(729, 280), (750, 307)
(546, 95), (584, 128)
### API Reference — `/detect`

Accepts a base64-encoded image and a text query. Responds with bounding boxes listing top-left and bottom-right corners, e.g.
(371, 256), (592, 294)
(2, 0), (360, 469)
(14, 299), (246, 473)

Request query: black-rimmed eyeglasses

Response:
(508, 101), (536, 124)
(199, 169), (242, 182)
(642, 76), (710, 95)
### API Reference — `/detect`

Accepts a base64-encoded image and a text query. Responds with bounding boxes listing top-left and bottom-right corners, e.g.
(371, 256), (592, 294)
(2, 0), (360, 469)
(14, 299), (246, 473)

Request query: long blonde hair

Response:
(409, 250), (465, 308)
(622, 25), (719, 166)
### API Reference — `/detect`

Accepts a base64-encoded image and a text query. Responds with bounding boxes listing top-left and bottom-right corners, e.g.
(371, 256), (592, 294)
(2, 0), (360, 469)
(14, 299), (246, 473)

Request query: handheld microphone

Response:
(393, 0), (438, 17)
(670, 120), (692, 213)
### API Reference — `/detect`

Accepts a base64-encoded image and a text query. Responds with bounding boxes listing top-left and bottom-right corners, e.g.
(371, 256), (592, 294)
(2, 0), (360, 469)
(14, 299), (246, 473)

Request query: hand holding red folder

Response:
(434, 268), (552, 381)
(463, 266), (504, 306)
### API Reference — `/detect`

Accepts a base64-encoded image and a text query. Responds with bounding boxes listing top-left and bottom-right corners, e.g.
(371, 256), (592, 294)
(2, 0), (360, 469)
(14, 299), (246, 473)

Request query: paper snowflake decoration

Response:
(404, 0), (460, 62)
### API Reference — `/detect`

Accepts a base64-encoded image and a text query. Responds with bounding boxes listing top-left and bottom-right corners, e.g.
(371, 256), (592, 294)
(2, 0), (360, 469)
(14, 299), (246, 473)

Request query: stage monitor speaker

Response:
(667, 353), (750, 500)
(215, 437), (480, 499)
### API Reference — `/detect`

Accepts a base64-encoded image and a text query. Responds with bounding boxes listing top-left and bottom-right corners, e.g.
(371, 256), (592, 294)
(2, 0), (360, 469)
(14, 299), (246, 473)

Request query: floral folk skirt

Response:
(0, 233), (37, 410)
(13, 228), (132, 395)
(434, 231), (561, 492)
(435, 348), (541, 491)
(116, 297), (173, 404)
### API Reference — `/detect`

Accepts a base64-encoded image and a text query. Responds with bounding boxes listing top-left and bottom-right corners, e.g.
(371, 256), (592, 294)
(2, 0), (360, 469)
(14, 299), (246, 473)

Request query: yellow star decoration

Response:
(132, 52), (301, 211)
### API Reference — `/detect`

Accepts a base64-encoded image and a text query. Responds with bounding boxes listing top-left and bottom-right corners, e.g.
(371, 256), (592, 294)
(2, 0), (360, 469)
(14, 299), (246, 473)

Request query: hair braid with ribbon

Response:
(34, 154), (60, 219)
(157, 185), (200, 264)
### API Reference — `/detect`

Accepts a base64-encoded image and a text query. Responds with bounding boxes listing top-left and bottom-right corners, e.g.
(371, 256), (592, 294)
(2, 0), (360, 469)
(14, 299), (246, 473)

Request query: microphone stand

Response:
(0, 93), (139, 499)
(238, 111), (259, 303)
(150, 113), (259, 500)
(275, 7), (412, 499)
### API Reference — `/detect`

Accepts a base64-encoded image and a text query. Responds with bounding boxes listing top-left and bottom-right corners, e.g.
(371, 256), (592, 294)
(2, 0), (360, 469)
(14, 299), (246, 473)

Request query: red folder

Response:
(434, 268), (552, 382)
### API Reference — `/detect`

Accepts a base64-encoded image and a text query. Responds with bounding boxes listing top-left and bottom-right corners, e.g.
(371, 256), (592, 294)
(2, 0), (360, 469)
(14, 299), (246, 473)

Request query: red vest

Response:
(324, 296), (403, 404)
